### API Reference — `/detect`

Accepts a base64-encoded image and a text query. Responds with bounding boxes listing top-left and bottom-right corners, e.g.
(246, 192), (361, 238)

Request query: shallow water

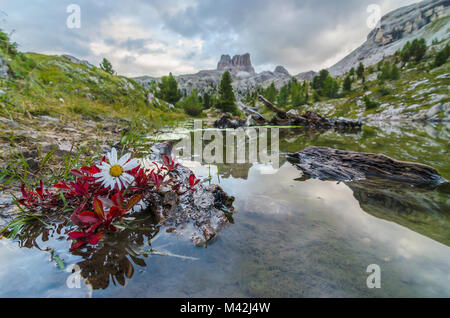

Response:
(0, 121), (449, 297)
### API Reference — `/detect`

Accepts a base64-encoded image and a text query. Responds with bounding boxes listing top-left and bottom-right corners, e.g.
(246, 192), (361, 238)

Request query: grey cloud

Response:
(0, 0), (420, 76)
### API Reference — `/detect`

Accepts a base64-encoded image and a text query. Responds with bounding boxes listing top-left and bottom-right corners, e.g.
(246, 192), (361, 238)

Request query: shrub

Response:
(376, 86), (392, 97)
(363, 96), (380, 110)
(178, 90), (203, 116)
(433, 44), (450, 68)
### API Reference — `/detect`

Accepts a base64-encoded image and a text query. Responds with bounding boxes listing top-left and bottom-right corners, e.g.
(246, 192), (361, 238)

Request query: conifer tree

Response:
(217, 71), (238, 114)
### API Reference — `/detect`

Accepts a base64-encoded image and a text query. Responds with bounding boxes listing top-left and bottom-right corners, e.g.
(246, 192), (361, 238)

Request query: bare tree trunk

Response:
(258, 95), (287, 118)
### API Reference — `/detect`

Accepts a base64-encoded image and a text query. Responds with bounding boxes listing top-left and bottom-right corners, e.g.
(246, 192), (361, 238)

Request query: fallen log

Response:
(258, 95), (361, 130)
(214, 114), (246, 129)
(258, 95), (287, 118)
(287, 146), (447, 186)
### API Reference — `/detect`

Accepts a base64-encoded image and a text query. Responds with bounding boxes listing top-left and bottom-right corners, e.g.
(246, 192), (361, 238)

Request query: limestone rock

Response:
(329, 0), (449, 76)
(217, 53), (255, 74)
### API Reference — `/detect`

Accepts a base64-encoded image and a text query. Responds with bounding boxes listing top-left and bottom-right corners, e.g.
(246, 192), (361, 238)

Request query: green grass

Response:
(0, 30), (187, 127)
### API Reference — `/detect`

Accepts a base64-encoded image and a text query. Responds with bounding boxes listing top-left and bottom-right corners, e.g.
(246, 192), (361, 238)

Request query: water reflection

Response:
(4, 211), (160, 291)
(71, 215), (159, 290)
(0, 122), (449, 297)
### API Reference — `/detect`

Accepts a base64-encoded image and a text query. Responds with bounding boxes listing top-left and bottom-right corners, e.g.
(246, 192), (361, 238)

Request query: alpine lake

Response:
(0, 120), (449, 297)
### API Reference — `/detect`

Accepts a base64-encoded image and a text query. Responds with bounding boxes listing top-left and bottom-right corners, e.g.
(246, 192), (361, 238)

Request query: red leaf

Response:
(68, 231), (87, 240)
(70, 169), (84, 177)
(54, 180), (71, 190)
(70, 240), (87, 252)
(112, 191), (125, 209)
(108, 206), (122, 219)
(88, 233), (103, 245)
(86, 221), (104, 234)
(93, 197), (105, 220)
(78, 211), (100, 224)
(126, 194), (142, 210)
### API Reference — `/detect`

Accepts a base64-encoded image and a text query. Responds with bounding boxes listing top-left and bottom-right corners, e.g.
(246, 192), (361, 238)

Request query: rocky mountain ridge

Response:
(217, 53), (255, 74)
(134, 0), (449, 98)
(134, 53), (314, 98)
(329, 0), (449, 75)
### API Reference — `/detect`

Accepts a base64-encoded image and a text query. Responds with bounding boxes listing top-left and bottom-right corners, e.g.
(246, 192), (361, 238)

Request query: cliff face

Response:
(328, 0), (449, 75)
(217, 53), (256, 74)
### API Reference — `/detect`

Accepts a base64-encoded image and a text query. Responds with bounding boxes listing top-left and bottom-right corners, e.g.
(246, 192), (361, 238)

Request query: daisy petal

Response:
(123, 158), (139, 171)
(100, 162), (111, 169)
(118, 153), (131, 166)
(122, 173), (135, 184)
(110, 148), (117, 165)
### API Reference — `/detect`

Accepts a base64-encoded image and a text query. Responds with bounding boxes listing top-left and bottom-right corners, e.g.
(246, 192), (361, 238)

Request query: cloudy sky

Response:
(0, 0), (420, 77)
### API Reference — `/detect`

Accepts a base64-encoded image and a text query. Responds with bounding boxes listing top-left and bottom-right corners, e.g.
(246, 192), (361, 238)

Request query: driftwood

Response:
(237, 101), (266, 122)
(287, 146), (447, 186)
(258, 95), (287, 118)
(214, 114), (246, 129)
(258, 95), (362, 130)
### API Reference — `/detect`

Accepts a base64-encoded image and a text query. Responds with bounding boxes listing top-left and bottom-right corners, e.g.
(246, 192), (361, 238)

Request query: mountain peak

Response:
(274, 65), (290, 76)
(217, 53), (255, 74)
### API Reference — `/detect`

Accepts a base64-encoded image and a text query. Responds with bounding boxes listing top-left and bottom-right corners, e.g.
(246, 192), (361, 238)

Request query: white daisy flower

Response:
(94, 148), (139, 190)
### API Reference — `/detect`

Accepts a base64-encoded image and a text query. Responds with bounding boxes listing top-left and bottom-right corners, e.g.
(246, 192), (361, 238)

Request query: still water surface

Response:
(0, 122), (449, 297)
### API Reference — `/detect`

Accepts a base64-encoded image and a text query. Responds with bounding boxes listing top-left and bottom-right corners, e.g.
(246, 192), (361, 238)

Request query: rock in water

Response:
(147, 142), (235, 246)
(287, 146), (447, 186)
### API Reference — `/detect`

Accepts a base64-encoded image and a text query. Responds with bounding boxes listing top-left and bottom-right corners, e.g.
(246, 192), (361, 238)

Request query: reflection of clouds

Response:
(396, 238), (422, 259)
(252, 163), (279, 175)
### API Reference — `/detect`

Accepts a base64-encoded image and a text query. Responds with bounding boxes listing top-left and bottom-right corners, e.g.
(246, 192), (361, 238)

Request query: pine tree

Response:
(391, 64), (400, 80)
(157, 73), (181, 104)
(343, 75), (352, 92)
(434, 44), (450, 68)
(356, 62), (364, 79)
(217, 71), (237, 114)
(349, 67), (355, 77)
(100, 58), (114, 75)
(277, 85), (290, 107)
(410, 38), (427, 62)
(203, 92), (211, 109)
(265, 82), (278, 103)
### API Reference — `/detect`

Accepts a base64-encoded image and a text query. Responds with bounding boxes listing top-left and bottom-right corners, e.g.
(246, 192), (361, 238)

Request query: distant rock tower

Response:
(217, 53), (256, 74)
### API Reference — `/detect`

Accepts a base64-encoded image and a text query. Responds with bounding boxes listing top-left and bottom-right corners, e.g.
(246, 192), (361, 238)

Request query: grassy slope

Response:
(254, 17), (449, 121)
(310, 50), (449, 120)
(0, 36), (186, 127)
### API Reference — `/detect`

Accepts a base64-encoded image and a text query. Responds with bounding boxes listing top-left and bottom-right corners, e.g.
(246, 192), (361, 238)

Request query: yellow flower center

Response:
(109, 165), (123, 177)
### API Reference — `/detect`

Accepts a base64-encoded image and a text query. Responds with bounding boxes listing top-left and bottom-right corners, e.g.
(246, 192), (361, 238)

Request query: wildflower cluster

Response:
(14, 148), (201, 251)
